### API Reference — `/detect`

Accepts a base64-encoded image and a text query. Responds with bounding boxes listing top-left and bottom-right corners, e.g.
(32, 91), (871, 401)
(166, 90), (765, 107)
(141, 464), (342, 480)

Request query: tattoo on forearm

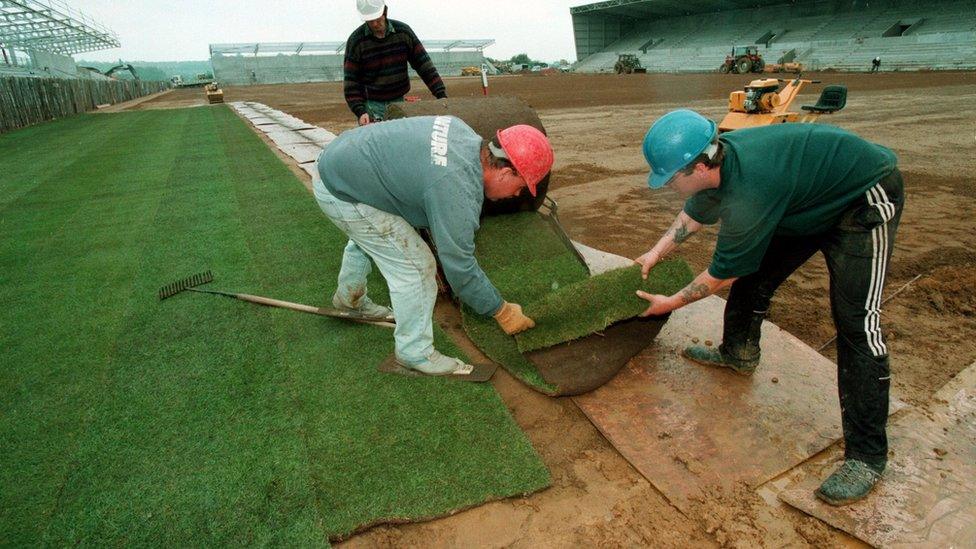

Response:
(680, 283), (711, 303)
(673, 223), (691, 243)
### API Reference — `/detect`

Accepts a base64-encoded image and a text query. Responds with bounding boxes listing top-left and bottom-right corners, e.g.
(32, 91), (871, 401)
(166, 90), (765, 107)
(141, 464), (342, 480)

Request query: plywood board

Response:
(255, 123), (290, 134)
(779, 362), (976, 548)
(298, 128), (337, 146)
(246, 117), (276, 126)
(266, 130), (316, 146)
(280, 142), (324, 164)
(300, 162), (319, 180)
(235, 108), (266, 119)
(575, 295), (854, 512)
(573, 241), (633, 275)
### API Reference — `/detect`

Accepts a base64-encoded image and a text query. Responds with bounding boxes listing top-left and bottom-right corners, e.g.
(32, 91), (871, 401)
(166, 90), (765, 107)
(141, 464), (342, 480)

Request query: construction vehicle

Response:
(204, 82), (224, 104)
(104, 63), (139, 80)
(79, 62), (139, 81)
(614, 54), (647, 74)
(719, 77), (847, 132)
(719, 45), (765, 74)
(460, 66), (481, 76)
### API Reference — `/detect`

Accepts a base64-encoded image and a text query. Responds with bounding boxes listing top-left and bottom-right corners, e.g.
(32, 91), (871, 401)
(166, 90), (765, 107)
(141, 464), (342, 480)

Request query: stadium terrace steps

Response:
(574, 0), (976, 73)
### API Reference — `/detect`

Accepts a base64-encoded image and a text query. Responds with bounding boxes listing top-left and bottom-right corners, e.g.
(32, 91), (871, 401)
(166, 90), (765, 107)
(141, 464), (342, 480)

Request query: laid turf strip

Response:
(516, 263), (694, 353)
(0, 107), (548, 545)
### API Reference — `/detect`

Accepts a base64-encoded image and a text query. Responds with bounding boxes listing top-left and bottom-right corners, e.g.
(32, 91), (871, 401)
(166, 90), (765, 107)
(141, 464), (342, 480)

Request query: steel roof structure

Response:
(0, 0), (119, 55)
(210, 39), (495, 57)
(570, 0), (796, 18)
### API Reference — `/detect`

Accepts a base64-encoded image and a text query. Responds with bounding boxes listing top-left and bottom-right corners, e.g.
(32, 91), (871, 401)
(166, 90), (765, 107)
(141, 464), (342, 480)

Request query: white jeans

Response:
(313, 178), (437, 365)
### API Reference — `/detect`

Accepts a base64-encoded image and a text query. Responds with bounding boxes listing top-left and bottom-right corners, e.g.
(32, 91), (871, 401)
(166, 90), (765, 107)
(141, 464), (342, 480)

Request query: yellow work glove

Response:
(494, 301), (536, 335)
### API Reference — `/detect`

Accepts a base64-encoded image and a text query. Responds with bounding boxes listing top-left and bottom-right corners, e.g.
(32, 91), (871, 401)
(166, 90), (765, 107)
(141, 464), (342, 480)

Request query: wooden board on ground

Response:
(271, 117), (316, 131)
(279, 143), (323, 164)
(247, 116), (277, 126)
(235, 108), (266, 119)
(575, 295), (851, 512)
(300, 163), (319, 181)
(297, 128), (337, 146)
(253, 122), (290, 134)
(266, 130), (316, 146)
(779, 362), (976, 548)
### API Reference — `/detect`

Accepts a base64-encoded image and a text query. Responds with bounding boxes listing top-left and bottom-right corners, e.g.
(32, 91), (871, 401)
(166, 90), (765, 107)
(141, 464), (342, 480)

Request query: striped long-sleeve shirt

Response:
(343, 19), (447, 118)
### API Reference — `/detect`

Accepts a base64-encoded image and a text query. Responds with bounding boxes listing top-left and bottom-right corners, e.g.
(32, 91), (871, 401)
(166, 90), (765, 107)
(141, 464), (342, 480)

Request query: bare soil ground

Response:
(140, 72), (976, 547)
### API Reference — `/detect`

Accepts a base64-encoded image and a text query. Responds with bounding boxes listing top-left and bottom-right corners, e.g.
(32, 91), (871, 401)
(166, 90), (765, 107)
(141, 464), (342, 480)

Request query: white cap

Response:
(357, 0), (385, 21)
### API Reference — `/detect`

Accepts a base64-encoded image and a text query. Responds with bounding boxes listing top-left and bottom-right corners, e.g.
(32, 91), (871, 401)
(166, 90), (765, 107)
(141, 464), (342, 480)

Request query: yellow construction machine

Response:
(204, 82), (224, 104)
(719, 76), (847, 132)
(460, 66), (481, 76)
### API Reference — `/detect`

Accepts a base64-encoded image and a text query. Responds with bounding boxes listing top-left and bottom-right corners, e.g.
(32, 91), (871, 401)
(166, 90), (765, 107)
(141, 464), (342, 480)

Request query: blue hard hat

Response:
(642, 109), (717, 189)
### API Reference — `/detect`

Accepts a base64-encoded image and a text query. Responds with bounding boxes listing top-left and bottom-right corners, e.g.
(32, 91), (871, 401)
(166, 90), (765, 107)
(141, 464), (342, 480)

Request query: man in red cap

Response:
(313, 115), (554, 377)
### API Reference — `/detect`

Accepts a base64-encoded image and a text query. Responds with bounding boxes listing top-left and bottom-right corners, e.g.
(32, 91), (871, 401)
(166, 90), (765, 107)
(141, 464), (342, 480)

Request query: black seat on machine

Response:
(801, 85), (847, 113)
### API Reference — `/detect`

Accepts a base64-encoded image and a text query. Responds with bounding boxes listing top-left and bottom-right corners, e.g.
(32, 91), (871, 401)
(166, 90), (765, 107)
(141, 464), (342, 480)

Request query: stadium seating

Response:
(575, 0), (976, 72)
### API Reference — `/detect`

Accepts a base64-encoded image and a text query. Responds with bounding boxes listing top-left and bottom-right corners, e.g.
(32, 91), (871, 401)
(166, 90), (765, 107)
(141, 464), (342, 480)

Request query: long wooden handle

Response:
(234, 293), (395, 328)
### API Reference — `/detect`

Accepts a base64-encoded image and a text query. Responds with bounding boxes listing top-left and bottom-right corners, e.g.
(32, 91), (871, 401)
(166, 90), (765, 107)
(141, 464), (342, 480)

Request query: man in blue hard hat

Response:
(634, 109), (903, 506)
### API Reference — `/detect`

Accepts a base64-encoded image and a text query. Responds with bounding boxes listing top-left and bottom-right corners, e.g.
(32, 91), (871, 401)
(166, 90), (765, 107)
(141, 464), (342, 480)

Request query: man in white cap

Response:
(344, 0), (447, 126)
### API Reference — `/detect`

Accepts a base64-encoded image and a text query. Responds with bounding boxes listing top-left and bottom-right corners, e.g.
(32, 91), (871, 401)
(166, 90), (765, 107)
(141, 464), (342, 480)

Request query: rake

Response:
(158, 271), (395, 328)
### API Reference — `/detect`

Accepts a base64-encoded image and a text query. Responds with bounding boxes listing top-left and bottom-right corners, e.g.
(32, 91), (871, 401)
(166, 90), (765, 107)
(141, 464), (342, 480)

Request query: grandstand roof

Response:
(210, 39), (495, 57)
(0, 0), (119, 55)
(571, 0), (794, 18)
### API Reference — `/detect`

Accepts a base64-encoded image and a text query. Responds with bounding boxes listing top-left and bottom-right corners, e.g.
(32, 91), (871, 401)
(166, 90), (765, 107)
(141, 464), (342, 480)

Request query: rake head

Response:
(159, 271), (214, 300)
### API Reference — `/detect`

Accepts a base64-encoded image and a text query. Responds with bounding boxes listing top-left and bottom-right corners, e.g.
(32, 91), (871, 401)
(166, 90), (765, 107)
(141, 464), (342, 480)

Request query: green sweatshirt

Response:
(317, 116), (504, 316)
(684, 123), (898, 279)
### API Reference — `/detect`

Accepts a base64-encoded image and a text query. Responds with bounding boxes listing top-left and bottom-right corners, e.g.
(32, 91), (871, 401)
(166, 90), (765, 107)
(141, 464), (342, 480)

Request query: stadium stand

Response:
(210, 40), (493, 86)
(571, 0), (976, 72)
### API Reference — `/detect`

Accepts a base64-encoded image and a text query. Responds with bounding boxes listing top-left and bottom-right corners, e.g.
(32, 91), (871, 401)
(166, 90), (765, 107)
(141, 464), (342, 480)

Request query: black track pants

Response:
(722, 169), (904, 465)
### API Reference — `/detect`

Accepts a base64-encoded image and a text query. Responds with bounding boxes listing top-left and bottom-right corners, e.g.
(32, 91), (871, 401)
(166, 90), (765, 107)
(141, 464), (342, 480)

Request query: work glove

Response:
(494, 301), (535, 335)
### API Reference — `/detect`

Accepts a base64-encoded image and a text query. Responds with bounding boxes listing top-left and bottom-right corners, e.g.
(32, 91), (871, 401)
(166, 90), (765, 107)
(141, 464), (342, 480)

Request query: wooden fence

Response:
(0, 77), (169, 133)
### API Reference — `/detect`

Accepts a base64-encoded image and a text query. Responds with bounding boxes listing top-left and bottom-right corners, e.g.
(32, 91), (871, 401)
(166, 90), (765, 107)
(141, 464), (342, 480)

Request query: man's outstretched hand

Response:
(636, 290), (674, 317)
(633, 250), (660, 280)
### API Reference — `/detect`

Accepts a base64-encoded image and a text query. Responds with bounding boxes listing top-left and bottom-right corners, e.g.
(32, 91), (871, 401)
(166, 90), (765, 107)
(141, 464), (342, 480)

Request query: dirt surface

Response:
(139, 72), (976, 547)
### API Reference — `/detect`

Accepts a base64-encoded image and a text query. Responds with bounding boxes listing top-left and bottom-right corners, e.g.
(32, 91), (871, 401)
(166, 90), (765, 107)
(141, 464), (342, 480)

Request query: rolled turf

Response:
(461, 213), (591, 394)
(516, 262), (694, 353)
(462, 214), (693, 394)
(0, 107), (548, 545)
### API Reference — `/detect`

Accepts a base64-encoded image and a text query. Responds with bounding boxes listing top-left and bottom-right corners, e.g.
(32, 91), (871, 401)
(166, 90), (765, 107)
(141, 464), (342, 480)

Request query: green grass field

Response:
(0, 107), (549, 545)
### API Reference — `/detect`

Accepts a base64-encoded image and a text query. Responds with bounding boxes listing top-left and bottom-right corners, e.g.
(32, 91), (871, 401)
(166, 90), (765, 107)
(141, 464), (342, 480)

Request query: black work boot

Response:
(683, 310), (765, 375)
(681, 346), (758, 375)
(815, 459), (885, 506)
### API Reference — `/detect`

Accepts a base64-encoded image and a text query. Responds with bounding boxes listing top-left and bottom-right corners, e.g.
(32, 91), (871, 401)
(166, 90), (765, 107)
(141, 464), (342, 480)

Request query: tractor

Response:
(614, 54), (647, 74)
(719, 45), (765, 74)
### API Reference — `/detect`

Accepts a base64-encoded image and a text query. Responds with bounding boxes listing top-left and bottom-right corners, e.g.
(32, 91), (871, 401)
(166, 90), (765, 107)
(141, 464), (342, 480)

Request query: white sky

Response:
(70, 0), (588, 63)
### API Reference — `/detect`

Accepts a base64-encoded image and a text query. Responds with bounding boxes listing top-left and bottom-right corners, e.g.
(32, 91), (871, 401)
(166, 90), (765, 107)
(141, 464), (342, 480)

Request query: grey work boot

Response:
(815, 459), (884, 506)
(332, 292), (394, 322)
(397, 350), (474, 376)
(681, 345), (758, 375)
